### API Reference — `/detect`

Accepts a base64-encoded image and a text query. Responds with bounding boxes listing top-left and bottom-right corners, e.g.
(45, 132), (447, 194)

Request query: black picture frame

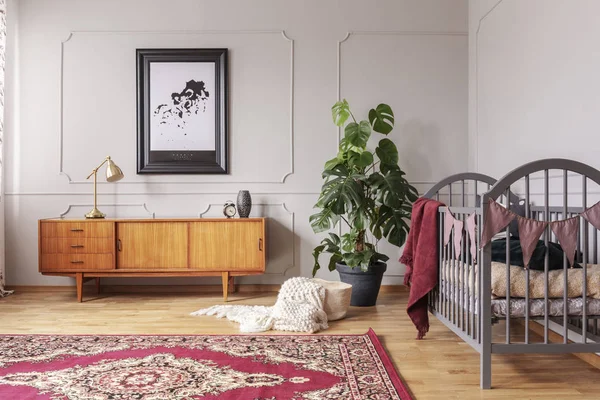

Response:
(136, 48), (228, 174)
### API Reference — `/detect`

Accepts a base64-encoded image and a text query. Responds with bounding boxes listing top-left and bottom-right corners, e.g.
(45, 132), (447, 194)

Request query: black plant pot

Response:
(336, 262), (387, 307)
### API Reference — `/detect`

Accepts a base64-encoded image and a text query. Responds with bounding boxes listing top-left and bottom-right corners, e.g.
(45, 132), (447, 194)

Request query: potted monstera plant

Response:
(310, 100), (418, 306)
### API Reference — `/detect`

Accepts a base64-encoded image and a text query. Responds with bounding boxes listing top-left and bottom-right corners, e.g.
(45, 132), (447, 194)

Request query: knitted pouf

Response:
(312, 278), (352, 321)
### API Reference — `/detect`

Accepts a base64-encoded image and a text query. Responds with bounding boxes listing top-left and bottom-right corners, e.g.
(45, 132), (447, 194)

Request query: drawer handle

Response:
(258, 238), (263, 251)
(70, 245), (84, 248)
(70, 228), (84, 232)
(70, 260), (84, 264)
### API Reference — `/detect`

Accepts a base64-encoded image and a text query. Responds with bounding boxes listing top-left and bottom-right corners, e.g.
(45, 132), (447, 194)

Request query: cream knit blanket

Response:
(191, 277), (329, 333)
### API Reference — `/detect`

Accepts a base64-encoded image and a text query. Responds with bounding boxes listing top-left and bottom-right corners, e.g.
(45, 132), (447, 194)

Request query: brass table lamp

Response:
(85, 156), (124, 219)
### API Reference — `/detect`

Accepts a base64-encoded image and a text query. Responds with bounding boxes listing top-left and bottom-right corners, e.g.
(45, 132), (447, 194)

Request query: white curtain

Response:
(0, 0), (10, 297)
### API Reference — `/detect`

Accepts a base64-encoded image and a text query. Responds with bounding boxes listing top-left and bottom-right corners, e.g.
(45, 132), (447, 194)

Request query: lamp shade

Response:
(106, 159), (124, 182)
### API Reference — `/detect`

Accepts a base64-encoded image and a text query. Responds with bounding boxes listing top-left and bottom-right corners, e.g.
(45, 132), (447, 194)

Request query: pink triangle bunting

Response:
(481, 198), (516, 247)
(444, 208), (454, 246)
(453, 219), (464, 257)
(517, 217), (547, 268)
(466, 213), (477, 262)
(581, 201), (600, 231)
(550, 217), (579, 267)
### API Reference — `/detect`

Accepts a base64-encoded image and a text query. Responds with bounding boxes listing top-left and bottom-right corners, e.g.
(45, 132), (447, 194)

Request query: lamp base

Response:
(85, 208), (106, 219)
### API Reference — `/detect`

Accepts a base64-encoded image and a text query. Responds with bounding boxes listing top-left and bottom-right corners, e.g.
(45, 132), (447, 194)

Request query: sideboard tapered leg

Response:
(222, 272), (229, 302)
(76, 273), (83, 303)
(228, 276), (235, 293)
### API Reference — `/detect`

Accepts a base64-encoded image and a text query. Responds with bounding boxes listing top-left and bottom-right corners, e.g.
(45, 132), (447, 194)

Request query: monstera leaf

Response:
(332, 99), (351, 127)
(318, 165), (364, 215)
(348, 151), (374, 169)
(344, 120), (371, 148)
(323, 156), (341, 171)
(368, 169), (408, 209)
(372, 205), (411, 247)
(375, 138), (399, 166)
(309, 208), (341, 233)
(368, 104), (394, 134)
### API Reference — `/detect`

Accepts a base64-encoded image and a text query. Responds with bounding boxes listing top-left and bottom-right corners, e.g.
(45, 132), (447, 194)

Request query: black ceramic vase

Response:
(237, 190), (252, 218)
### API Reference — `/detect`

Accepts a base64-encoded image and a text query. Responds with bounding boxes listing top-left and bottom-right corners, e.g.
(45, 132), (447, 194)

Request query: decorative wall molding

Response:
(198, 202), (296, 276)
(337, 30), (468, 105)
(474, 0), (506, 171)
(3, 181), (436, 196)
(6, 191), (321, 196)
(58, 203), (155, 218)
(59, 30), (295, 185)
(336, 29), (469, 158)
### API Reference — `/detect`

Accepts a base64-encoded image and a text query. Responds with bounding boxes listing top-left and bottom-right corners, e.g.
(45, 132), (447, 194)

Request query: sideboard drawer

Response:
(41, 254), (114, 271)
(41, 238), (114, 254)
(41, 222), (113, 238)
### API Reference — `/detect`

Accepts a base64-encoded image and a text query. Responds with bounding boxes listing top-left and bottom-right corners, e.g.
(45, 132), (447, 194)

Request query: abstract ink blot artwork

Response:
(149, 62), (216, 151)
(153, 80), (210, 129)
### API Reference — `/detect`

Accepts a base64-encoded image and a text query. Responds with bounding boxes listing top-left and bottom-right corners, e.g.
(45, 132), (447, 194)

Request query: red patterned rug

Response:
(0, 328), (411, 400)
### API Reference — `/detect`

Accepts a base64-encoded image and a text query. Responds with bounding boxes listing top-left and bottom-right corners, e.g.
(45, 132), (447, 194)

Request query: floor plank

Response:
(1, 288), (599, 399)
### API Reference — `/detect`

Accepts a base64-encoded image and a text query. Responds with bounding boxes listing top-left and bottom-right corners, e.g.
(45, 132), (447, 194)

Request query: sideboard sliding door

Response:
(117, 222), (188, 269)
(189, 221), (264, 271)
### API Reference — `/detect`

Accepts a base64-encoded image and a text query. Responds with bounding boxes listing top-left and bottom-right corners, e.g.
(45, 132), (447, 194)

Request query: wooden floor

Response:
(2, 286), (600, 399)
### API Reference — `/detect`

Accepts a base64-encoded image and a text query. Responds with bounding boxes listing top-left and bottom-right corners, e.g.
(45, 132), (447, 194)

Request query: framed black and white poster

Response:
(136, 48), (228, 174)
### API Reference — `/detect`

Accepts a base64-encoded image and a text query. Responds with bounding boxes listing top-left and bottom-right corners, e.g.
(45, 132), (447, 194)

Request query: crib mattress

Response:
(491, 297), (600, 318)
(442, 262), (600, 299)
(438, 285), (600, 318)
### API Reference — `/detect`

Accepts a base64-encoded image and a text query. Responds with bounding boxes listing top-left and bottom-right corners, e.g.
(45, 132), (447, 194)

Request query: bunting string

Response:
(478, 198), (600, 268)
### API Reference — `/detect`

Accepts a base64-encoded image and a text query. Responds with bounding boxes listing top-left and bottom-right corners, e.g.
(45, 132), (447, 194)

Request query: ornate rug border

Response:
(365, 328), (413, 400)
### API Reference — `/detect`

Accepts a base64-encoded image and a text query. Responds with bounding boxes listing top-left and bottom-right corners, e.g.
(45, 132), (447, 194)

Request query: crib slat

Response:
(438, 210), (442, 314)
(460, 213), (469, 332)
(446, 211), (450, 320)
(544, 169), (550, 344)
(440, 211), (448, 318)
(583, 176), (588, 343)
(506, 189), (511, 344)
(462, 180), (466, 207)
(478, 212), (483, 344)
(525, 175), (530, 344)
(563, 170), (568, 343)
(467, 212), (473, 338)
(594, 227), (598, 265)
(452, 216), (458, 326)
(474, 180), (478, 208)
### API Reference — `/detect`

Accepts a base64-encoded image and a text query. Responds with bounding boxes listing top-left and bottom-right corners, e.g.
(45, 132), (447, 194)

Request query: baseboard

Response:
(5, 284), (407, 294)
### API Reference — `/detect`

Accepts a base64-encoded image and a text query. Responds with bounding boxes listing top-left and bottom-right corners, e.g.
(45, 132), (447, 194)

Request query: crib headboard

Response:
(483, 158), (600, 344)
(423, 172), (520, 207)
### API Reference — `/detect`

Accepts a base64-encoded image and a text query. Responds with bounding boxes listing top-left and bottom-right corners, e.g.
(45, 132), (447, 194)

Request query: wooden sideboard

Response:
(38, 218), (266, 302)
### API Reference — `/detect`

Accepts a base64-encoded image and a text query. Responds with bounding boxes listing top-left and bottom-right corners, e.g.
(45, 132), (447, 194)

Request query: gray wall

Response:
(469, 0), (600, 177)
(4, 0), (468, 286)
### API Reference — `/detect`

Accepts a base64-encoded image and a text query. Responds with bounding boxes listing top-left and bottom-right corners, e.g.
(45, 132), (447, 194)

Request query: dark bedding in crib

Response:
(491, 237), (580, 270)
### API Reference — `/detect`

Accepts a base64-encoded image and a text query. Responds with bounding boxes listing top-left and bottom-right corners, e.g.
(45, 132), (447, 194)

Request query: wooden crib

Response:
(422, 158), (600, 389)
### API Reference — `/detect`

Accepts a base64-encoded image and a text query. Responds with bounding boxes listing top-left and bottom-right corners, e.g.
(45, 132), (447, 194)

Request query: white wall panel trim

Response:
(59, 30), (295, 185)
(58, 203), (155, 218)
(4, 182), (436, 196)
